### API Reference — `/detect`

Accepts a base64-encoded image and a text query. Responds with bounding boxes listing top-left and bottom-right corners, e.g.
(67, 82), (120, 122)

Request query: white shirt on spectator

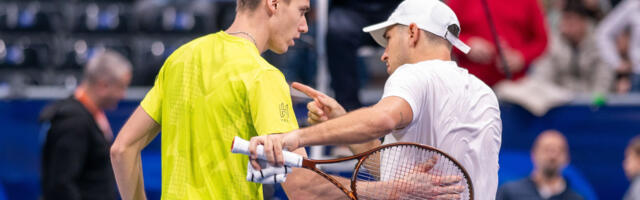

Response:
(380, 59), (502, 200)
(596, 0), (640, 74)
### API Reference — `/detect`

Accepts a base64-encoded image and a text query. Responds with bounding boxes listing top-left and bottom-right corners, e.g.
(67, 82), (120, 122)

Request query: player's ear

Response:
(266, 0), (279, 15)
(408, 23), (420, 47)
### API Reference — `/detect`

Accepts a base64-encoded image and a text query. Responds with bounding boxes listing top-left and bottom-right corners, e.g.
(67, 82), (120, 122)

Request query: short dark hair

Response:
(237, 0), (291, 12)
(423, 30), (452, 51)
(563, 0), (595, 18)
(396, 24), (456, 50)
(422, 24), (459, 51)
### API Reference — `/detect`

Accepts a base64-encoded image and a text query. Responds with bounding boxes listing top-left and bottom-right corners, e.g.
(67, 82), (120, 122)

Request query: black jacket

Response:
(496, 177), (584, 200)
(40, 97), (116, 200)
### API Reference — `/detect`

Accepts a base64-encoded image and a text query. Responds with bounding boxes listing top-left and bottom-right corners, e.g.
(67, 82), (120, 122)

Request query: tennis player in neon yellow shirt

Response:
(109, 0), (316, 199)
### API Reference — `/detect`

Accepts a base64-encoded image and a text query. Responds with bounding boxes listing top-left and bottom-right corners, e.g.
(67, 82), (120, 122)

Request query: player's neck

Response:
(226, 12), (269, 53)
(77, 83), (105, 111)
(409, 45), (451, 63)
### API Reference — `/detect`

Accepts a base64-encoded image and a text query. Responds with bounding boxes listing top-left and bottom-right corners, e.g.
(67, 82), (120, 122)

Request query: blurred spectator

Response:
(326, 0), (401, 111)
(596, 0), (640, 94)
(39, 50), (132, 200)
(580, 0), (609, 19)
(530, 0), (613, 94)
(496, 130), (583, 200)
(447, 0), (548, 87)
(542, 0), (566, 31)
(623, 135), (640, 200)
(542, 0), (608, 32)
(613, 29), (633, 94)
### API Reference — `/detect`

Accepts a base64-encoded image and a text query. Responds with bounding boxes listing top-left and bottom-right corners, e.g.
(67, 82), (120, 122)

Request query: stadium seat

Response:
(0, 2), (54, 32)
(73, 3), (130, 33)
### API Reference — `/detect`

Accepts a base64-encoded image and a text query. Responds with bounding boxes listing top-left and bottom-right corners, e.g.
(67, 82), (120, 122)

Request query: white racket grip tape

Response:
(231, 136), (303, 168)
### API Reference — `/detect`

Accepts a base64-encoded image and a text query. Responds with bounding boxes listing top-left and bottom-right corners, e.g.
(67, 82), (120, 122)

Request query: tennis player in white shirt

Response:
(250, 0), (503, 199)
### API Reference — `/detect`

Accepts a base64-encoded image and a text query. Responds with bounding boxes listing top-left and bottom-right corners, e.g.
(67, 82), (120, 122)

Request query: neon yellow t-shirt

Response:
(140, 31), (299, 200)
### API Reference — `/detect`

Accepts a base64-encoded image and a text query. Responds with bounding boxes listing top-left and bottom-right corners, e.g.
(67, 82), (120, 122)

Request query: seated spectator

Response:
(596, 0), (640, 93)
(612, 28), (633, 94)
(530, 0), (613, 94)
(492, 0), (613, 116)
(496, 130), (583, 200)
(623, 135), (640, 200)
(543, 0), (610, 33)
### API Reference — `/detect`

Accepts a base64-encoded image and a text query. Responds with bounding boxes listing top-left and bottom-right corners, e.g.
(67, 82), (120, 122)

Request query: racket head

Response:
(351, 143), (473, 200)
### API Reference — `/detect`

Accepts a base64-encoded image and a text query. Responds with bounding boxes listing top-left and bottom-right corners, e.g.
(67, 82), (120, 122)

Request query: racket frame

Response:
(300, 142), (474, 200)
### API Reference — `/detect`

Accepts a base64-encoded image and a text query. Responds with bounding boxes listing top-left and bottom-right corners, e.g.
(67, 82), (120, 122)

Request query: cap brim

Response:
(445, 33), (471, 54)
(362, 21), (396, 47)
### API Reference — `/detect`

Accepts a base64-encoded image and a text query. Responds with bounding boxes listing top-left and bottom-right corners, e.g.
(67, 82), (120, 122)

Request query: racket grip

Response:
(231, 136), (303, 168)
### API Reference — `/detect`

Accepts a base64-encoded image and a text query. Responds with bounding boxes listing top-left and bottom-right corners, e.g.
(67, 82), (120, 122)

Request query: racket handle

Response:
(231, 136), (303, 168)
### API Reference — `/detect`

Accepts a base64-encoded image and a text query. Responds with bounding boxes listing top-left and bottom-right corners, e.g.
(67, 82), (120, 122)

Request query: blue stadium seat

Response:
(73, 3), (131, 33)
(136, 2), (211, 34)
(132, 39), (180, 86)
(0, 39), (50, 70)
(60, 39), (132, 70)
(0, 2), (55, 32)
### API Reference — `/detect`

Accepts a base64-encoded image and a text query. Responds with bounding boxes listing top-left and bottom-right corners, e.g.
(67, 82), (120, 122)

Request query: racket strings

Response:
(354, 145), (471, 199)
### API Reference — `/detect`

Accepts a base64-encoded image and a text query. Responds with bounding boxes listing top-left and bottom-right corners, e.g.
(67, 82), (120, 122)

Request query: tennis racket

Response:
(232, 136), (473, 200)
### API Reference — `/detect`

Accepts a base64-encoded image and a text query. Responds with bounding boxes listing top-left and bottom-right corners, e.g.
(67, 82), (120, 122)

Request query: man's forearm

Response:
(110, 106), (160, 199)
(298, 107), (395, 147)
(285, 168), (353, 200)
(348, 139), (382, 155)
(110, 145), (146, 200)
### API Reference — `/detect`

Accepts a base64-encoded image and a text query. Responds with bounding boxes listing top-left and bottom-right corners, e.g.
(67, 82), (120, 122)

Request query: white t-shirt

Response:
(381, 59), (502, 200)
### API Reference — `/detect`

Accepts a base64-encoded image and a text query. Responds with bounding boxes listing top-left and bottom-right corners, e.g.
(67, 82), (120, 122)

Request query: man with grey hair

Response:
(40, 50), (132, 200)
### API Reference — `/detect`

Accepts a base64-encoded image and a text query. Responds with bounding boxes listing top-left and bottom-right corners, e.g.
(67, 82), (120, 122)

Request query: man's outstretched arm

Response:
(110, 106), (160, 200)
(249, 96), (413, 168)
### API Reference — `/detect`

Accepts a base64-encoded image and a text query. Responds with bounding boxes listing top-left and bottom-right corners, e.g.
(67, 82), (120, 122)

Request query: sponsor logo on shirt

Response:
(279, 103), (289, 123)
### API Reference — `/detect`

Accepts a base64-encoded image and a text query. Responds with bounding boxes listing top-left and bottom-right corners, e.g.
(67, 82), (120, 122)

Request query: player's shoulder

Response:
(162, 33), (217, 64)
(225, 54), (279, 79)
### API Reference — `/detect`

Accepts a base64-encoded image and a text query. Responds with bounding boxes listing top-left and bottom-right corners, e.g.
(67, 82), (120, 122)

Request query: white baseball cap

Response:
(362, 0), (471, 54)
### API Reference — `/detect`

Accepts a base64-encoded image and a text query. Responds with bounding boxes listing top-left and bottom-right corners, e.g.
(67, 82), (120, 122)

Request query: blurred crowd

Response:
(315, 0), (640, 116)
(0, 0), (638, 101)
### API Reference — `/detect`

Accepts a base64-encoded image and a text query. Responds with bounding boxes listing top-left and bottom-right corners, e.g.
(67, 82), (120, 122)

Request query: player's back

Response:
(382, 59), (502, 200)
(140, 31), (284, 199)
(427, 60), (502, 200)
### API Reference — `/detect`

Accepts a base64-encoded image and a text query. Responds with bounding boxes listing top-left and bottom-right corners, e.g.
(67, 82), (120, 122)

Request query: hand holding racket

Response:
(233, 136), (473, 199)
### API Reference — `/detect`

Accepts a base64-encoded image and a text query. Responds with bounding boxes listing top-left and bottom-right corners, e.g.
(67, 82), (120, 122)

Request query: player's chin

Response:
(272, 40), (295, 54)
(271, 46), (289, 54)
